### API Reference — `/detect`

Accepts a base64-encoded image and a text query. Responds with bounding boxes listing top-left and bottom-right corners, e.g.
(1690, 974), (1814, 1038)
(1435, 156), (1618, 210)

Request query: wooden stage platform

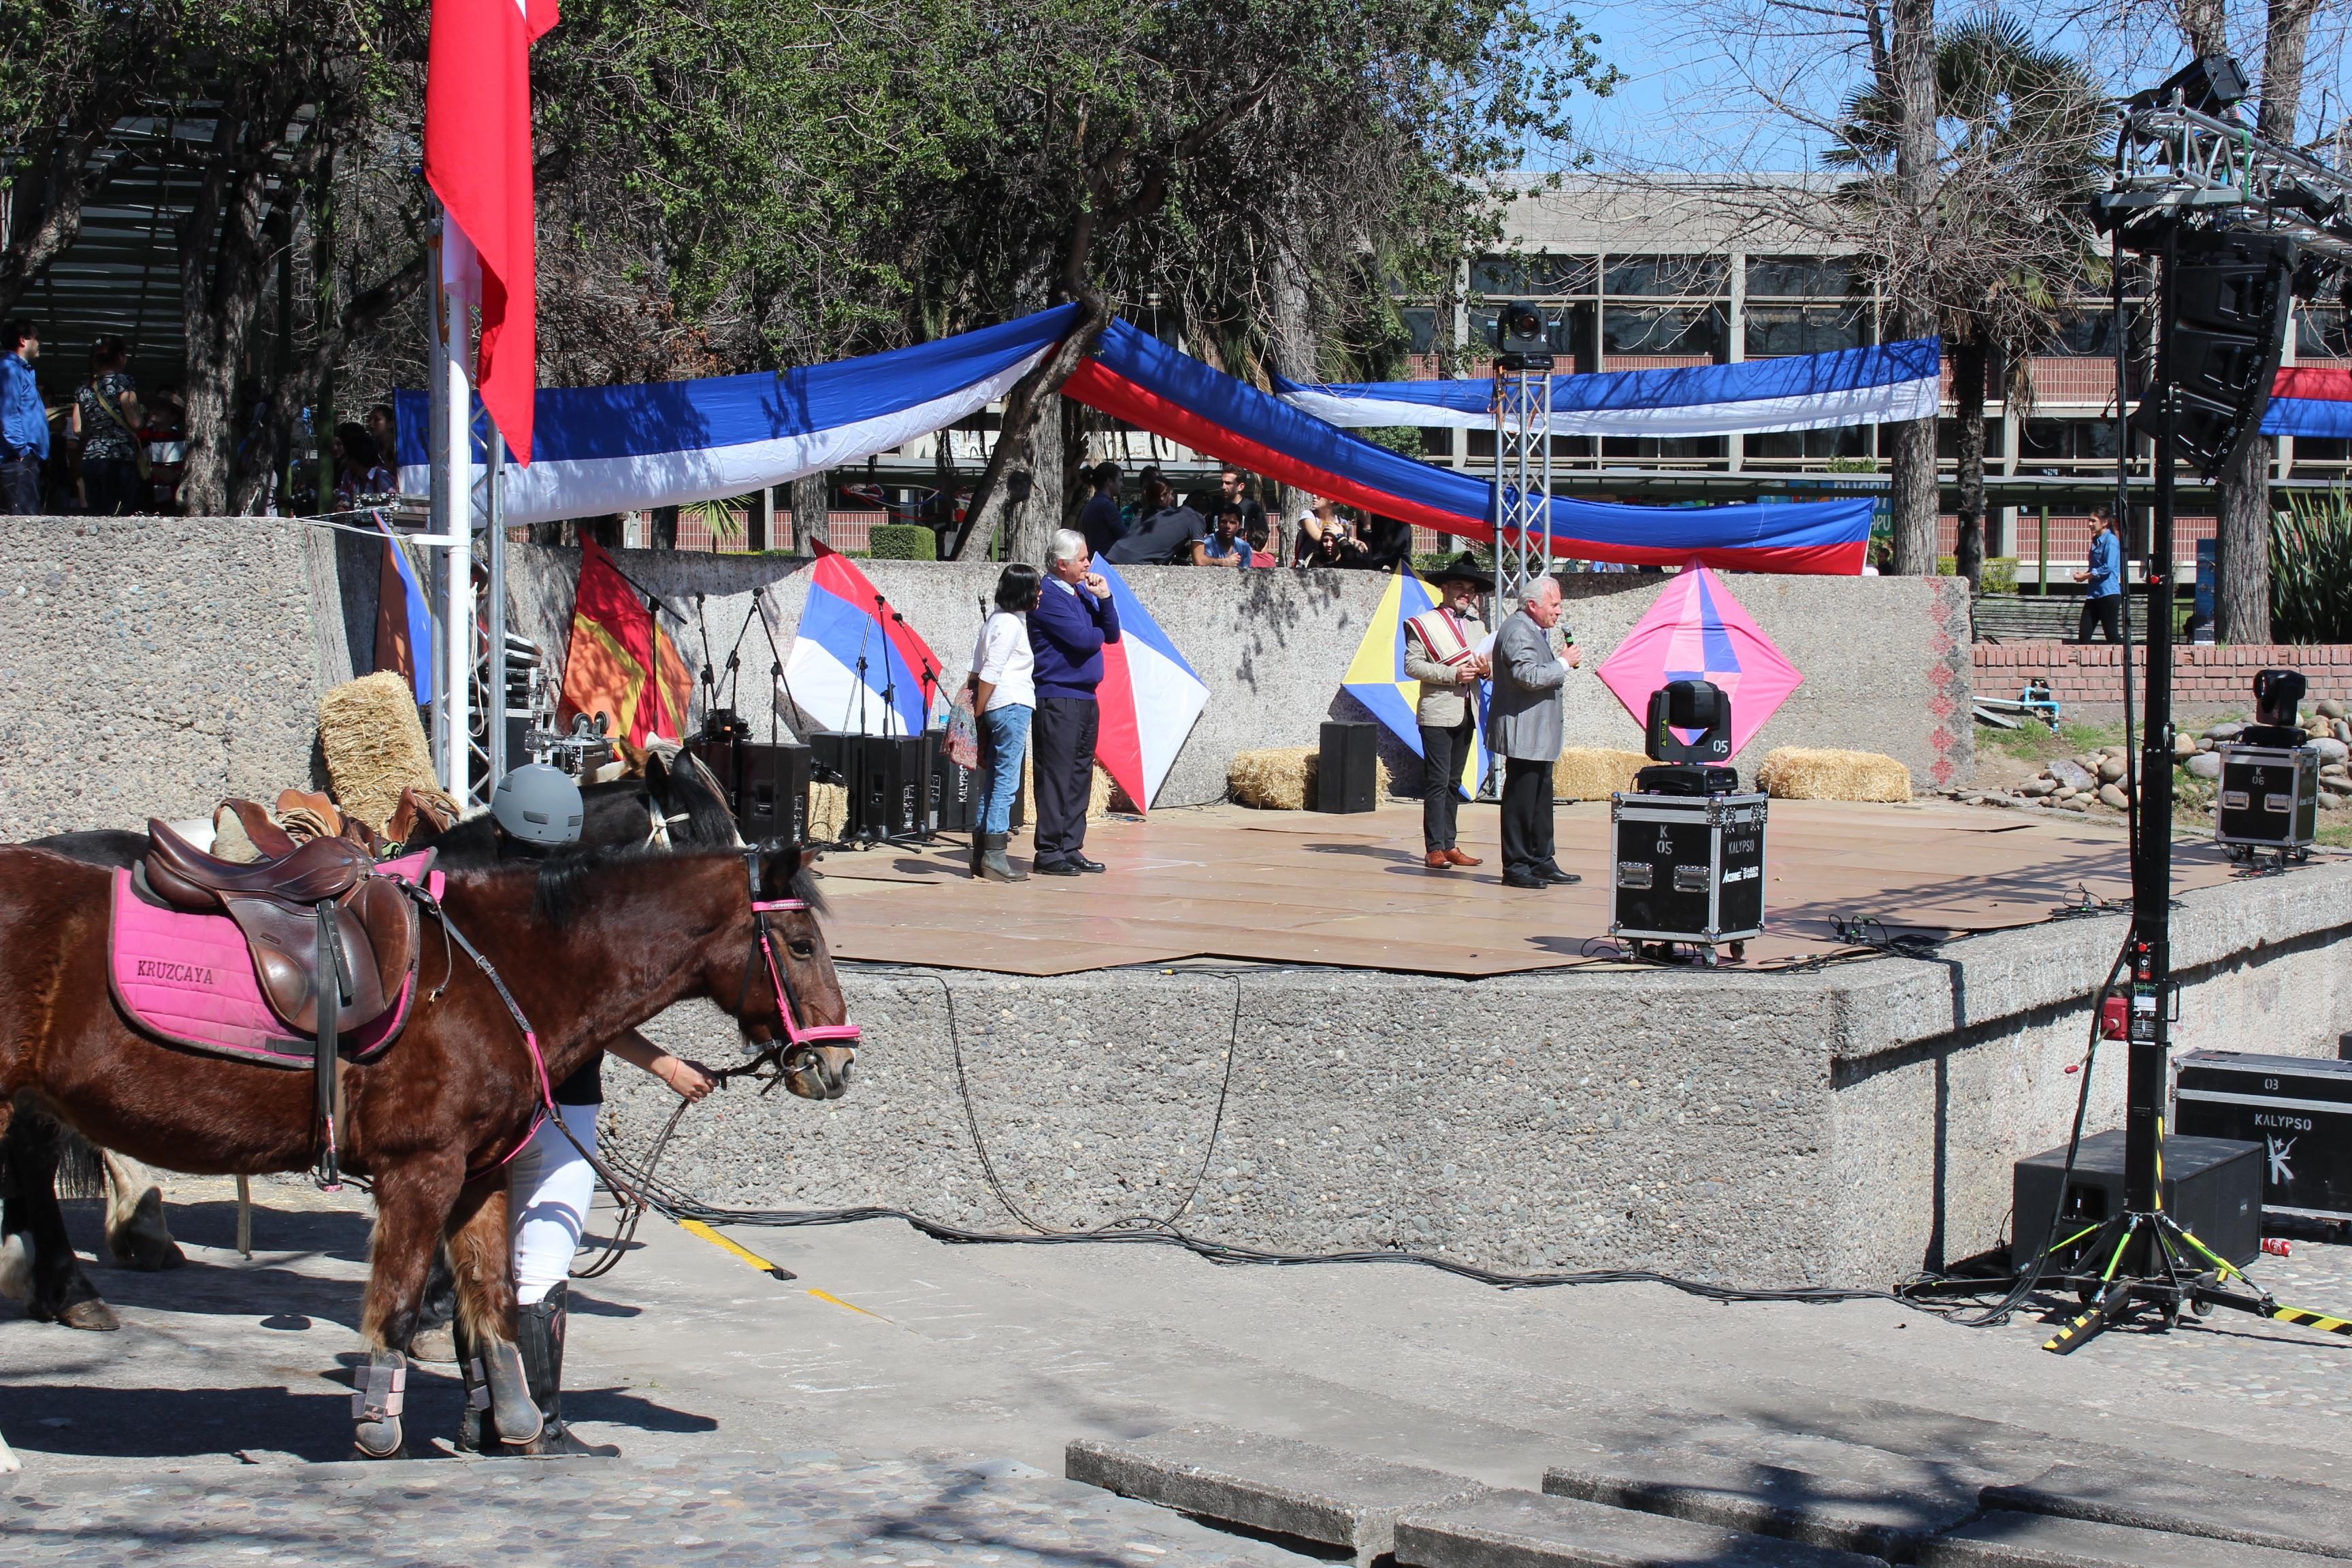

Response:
(808, 798), (2249, 977)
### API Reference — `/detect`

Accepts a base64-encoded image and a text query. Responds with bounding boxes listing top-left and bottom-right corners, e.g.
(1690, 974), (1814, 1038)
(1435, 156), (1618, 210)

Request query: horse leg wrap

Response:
(352, 1348), (408, 1458)
(482, 1337), (544, 1446)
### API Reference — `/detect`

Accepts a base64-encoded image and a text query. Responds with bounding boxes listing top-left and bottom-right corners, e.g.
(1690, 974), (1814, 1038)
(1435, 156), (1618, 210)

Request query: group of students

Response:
(1071, 460), (1406, 572)
(962, 530), (1124, 882)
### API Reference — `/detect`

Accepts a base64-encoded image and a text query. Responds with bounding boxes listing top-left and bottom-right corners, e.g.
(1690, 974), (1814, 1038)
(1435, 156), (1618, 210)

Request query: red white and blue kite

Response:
(770, 543), (945, 737)
(1090, 561), (1210, 811)
(1597, 561), (1803, 758)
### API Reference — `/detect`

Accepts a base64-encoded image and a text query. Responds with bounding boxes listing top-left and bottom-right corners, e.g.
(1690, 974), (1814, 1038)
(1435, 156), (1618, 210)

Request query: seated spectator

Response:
(332, 422), (383, 507)
(1304, 515), (1371, 570)
(1193, 502), (1254, 568)
(1293, 495), (1345, 564)
(1246, 516), (1276, 568)
(1107, 471), (1203, 565)
(141, 386), (187, 513)
(1077, 461), (1126, 558)
(1219, 465), (1268, 544)
(1356, 514), (1412, 572)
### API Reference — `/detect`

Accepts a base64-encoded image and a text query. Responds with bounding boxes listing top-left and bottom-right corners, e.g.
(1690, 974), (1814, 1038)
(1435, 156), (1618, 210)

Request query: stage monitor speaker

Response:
(2012, 1128), (2261, 1275)
(683, 737), (740, 804)
(2131, 231), (2298, 477)
(853, 734), (929, 841)
(927, 727), (975, 832)
(1318, 721), (1379, 813)
(807, 730), (849, 783)
(2176, 1049), (2352, 1223)
(1644, 680), (1733, 766)
(737, 741), (812, 845)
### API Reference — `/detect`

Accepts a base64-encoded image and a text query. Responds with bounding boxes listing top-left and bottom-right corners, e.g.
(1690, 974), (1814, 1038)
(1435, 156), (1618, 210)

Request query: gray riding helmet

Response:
(492, 763), (587, 845)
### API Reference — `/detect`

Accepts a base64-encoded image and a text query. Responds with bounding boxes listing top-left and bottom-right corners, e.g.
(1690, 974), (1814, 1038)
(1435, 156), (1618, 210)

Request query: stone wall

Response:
(1976, 640), (2352, 720)
(510, 550), (1977, 803)
(0, 517), (351, 839)
(608, 859), (2352, 1290)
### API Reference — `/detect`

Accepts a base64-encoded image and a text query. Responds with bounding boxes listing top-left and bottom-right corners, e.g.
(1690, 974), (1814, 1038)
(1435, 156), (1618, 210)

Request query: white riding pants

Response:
(508, 1102), (600, 1306)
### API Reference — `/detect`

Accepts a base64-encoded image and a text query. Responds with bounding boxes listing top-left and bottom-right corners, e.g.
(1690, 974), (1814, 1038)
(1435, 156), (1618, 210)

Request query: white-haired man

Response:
(1027, 529), (1122, 875)
(1488, 574), (1582, 889)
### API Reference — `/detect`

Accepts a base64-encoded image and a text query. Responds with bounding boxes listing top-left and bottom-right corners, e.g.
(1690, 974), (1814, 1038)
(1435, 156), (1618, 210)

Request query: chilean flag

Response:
(770, 544), (945, 737)
(1090, 562), (1209, 811)
(425, 0), (557, 462)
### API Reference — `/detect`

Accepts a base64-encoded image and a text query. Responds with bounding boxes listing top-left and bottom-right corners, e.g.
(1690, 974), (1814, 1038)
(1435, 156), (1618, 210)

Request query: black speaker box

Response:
(1318, 721), (1379, 813)
(2131, 232), (2298, 477)
(2011, 1128), (2262, 1275)
(736, 741), (812, 845)
(1634, 764), (1740, 797)
(853, 734), (929, 840)
(927, 727), (976, 832)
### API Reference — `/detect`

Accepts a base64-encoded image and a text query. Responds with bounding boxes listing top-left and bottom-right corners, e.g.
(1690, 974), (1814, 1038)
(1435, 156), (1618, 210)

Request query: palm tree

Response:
(1827, 11), (2110, 589)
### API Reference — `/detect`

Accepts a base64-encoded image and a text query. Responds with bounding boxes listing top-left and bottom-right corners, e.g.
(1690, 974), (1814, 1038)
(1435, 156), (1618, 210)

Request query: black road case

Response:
(2214, 742), (2319, 853)
(1609, 791), (1767, 953)
(2176, 1049), (2352, 1223)
(2012, 1128), (2263, 1274)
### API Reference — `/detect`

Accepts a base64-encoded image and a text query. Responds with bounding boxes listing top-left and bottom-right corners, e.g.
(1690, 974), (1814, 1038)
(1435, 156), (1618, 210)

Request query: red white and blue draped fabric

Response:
(393, 307), (1077, 524)
(767, 544), (945, 737)
(1277, 340), (1943, 438)
(1063, 320), (1873, 574)
(1597, 561), (1803, 759)
(425, 0), (558, 461)
(1090, 561), (1209, 811)
(2263, 367), (2352, 438)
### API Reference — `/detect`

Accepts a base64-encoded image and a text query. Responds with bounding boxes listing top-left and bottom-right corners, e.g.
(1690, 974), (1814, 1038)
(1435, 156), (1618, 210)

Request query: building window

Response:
(1744, 257), (1855, 299)
(1935, 419), (2007, 460)
(2297, 307), (2351, 359)
(1601, 435), (1727, 461)
(1603, 255), (1727, 297)
(1603, 304), (1725, 359)
(1398, 307), (1439, 355)
(2021, 418), (2122, 463)
(1471, 253), (1597, 297)
(1745, 426), (1871, 460)
(2293, 437), (2351, 463)
(1744, 306), (1871, 357)
(1547, 303), (1594, 361)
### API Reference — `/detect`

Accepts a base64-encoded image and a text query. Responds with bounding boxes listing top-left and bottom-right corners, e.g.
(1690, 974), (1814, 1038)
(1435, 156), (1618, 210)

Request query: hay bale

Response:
(806, 781), (850, 843)
(1554, 747), (1650, 801)
(1228, 746), (1397, 809)
(1754, 747), (1912, 802)
(1019, 750), (1118, 821)
(319, 672), (442, 832)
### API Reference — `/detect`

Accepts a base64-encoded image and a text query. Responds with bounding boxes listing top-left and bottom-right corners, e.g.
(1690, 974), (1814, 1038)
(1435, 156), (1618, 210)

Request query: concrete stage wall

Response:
(506, 549), (1978, 803)
(612, 862), (2352, 1291)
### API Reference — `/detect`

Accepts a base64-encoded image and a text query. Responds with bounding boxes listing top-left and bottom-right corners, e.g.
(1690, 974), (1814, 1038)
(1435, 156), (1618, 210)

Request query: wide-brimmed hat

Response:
(1427, 551), (1494, 591)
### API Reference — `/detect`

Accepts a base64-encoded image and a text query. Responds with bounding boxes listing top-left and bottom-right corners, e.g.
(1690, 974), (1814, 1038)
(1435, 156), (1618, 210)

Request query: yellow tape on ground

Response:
(2272, 1305), (2352, 1337)
(677, 1218), (798, 1281)
(805, 1288), (890, 1321)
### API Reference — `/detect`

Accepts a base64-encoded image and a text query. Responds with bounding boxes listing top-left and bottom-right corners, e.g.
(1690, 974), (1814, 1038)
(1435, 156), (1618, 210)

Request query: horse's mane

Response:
(496, 844), (823, 931)
(666, 750), (745, 848)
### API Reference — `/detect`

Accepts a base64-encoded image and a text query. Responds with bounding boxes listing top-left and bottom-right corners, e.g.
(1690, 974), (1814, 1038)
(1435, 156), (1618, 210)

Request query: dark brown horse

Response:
(0, 842), (852, 1458)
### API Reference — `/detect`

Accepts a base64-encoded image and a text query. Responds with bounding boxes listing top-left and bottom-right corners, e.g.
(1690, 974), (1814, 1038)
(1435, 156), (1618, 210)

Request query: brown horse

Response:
(0, 841), (852, 1458)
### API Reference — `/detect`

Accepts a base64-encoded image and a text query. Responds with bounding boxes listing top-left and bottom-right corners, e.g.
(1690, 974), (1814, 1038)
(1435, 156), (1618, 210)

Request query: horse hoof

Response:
(353, 1418), (406, 1460)
(56, 1298), (121, 1332)
(408, 1324), (457, 1365)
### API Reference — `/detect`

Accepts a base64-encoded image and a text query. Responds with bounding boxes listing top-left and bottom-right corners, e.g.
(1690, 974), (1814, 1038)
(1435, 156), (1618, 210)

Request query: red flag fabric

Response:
(557, 540), (691, 746)
(424, 0), (558, 463)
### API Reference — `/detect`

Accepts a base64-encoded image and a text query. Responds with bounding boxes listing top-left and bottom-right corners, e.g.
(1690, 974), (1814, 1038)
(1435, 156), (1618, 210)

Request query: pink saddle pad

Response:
(108, 851), (444, 1068)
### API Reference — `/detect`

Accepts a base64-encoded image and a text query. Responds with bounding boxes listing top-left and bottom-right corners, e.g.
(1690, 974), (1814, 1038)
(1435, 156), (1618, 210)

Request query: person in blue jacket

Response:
(2073, 506), (2125, 644)
(1027, 528), (1122, 875)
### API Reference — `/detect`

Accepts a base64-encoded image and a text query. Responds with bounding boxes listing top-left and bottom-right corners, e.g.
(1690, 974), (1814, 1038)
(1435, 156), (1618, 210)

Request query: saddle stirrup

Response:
(312, 900), (343, 1190)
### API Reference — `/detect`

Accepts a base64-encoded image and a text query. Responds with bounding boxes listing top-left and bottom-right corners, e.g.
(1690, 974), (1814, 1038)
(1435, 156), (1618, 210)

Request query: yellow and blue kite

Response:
(1341, 566), (1492, 798)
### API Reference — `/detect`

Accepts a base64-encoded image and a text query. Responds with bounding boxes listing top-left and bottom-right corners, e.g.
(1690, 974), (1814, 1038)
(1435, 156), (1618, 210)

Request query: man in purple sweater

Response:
(1028, 528), (1122, 875)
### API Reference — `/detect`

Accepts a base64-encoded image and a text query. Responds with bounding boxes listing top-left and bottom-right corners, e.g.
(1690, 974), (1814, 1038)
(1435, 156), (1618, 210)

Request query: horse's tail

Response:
(0, 1106), (105, 1200)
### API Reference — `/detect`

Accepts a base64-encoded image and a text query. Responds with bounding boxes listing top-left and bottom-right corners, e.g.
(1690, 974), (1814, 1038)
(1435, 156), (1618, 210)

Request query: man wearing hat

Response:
(1404, 553), (1494, 870)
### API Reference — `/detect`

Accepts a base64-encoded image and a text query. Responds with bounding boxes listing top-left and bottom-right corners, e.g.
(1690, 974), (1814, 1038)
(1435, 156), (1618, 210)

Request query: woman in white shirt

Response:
(967, 562), (1042, 881)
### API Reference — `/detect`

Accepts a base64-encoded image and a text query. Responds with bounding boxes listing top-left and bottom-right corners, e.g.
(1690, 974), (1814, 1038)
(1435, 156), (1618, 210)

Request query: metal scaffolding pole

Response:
(1492, 370), (1555, 598)
(484, 424), (508, 794)
(428, 213), (475, 803)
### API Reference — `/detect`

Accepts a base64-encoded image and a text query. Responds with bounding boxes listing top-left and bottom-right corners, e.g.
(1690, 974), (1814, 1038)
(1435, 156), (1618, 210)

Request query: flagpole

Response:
(485, 423), (508, 790)
(431, 205), (475, 802)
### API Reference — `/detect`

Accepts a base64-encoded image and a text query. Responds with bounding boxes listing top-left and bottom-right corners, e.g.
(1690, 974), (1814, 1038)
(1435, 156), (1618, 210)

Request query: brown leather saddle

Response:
(144, 821), (420, 1041)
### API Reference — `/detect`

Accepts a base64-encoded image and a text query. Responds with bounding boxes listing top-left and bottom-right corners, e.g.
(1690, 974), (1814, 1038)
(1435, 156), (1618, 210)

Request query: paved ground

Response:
(5, 1172), (2351, 1560)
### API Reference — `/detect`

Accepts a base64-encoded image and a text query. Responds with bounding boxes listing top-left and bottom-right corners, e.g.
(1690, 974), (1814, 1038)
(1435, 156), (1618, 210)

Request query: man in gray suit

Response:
(1488, 575), (1582, 889)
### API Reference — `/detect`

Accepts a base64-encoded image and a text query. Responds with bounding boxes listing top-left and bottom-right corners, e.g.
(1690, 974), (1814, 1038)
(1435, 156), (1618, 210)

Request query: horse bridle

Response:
(739, 849), (860, 1075)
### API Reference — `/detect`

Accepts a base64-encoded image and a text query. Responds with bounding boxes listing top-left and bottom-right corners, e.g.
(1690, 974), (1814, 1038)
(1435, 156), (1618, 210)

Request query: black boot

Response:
(514, 1281), (619, 1456)
(451, 1316), (490, 1454)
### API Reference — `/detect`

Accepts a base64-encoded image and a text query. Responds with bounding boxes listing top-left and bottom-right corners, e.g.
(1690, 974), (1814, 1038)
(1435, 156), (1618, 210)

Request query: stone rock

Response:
(2097, 783), (2130, 809)
(2319, 698), (2346, 720)
(2173, 733), (2196, 759)
(2185, 751), (2223, 781)
(2096, 755), (2128, 784)
(2322, 794), (2347, 812)
(2047, 758), (2097, 792)
(2061, 797), (2091, 812)
(2335, 719), (2350, 745)
(2310, 737), (2349, 767)
(2021, 777), (2057, 798)
(2205, 722), (2244, 742)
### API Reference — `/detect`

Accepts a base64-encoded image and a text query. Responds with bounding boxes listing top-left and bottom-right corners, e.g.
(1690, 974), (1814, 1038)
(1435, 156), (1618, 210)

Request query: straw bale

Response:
(807, 781), (850, 844)
(1019, 751), (1118, 820)
(1554, 747), (1650, 801)
(318, 671), (442, 832)
(1229, 746), (1396, 809)
(1754, 747), (1913, 802)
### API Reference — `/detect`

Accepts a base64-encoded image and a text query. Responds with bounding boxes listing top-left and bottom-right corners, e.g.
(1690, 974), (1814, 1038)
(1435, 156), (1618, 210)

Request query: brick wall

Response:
(1974, 641), (2352, 714)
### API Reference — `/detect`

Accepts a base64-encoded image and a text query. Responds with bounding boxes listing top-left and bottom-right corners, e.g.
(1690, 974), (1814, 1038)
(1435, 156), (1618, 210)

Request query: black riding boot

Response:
(451, 1314), (491, 1453)
(515, 1281), (619, 1456)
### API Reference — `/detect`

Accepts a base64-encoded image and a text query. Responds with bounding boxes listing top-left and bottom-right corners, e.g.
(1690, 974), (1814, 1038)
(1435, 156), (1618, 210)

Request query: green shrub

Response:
(2273, 487), (2352, 643)
(870, 523), (938, 561)
(1938, 555), (2017, 593)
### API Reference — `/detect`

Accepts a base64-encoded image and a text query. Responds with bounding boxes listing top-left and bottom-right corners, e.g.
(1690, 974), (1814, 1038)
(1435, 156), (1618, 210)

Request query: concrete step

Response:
(1921, 1510), (2348, 1568)
(1544, 1449), (1980, 1561)
(1394, 1488), (1887, 1568)
(1066, 1423), (1492, 1565)
(1983, 1458), (2352, 1561)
